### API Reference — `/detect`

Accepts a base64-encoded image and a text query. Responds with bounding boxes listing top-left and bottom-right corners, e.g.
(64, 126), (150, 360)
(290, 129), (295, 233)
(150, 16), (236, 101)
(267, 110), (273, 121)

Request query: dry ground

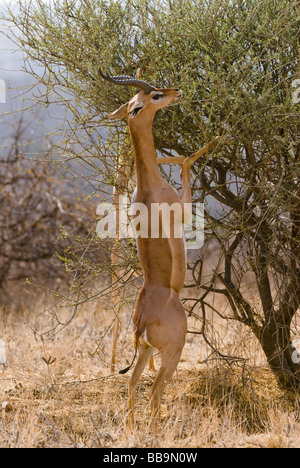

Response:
(1, 298), (300, 448)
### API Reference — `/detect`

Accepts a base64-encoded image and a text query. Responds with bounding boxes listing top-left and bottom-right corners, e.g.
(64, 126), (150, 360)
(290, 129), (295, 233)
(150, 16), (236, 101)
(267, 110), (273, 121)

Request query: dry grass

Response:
(1, 299), (300, 448)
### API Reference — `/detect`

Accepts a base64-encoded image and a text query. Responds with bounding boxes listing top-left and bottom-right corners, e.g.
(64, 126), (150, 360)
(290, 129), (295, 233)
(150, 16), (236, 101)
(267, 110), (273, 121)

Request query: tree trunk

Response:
(256, 315), (300, 390)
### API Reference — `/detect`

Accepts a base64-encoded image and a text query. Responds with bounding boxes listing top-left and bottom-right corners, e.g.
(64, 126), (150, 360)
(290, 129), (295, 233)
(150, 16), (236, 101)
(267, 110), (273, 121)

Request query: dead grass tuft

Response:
(1, 303), (300, 447)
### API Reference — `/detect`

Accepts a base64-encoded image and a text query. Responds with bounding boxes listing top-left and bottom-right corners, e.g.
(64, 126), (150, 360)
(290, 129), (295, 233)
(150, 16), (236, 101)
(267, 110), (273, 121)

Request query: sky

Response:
(0, 0), (100, 194)
(0, 0), (65, 154)
(0, 1), (26, 106)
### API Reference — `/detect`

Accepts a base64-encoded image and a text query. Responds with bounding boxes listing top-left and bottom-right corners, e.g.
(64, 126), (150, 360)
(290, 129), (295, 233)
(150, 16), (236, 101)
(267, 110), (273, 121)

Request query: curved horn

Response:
(99, 68), (154, 94)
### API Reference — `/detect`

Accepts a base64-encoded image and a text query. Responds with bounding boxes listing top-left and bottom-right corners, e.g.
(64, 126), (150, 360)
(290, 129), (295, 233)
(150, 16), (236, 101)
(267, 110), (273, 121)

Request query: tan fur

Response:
(109, 85), (222, 429)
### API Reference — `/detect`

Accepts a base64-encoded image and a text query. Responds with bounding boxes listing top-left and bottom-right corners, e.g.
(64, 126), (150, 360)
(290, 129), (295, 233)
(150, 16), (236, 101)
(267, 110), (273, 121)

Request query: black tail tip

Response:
(119, 366), (131, 375)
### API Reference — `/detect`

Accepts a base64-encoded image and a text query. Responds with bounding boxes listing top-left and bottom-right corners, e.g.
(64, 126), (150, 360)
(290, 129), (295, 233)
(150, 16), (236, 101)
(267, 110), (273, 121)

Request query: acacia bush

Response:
(4, 0), (300, 388)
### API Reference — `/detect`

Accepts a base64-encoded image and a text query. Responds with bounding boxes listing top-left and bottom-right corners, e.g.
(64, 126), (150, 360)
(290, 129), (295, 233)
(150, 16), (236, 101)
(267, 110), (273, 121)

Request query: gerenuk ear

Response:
(109, 102), (128, 120)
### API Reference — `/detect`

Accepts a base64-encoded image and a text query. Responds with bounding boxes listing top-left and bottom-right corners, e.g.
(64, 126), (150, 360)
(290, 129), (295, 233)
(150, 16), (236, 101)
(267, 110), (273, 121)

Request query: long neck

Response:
(128, 115), (163, 188)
